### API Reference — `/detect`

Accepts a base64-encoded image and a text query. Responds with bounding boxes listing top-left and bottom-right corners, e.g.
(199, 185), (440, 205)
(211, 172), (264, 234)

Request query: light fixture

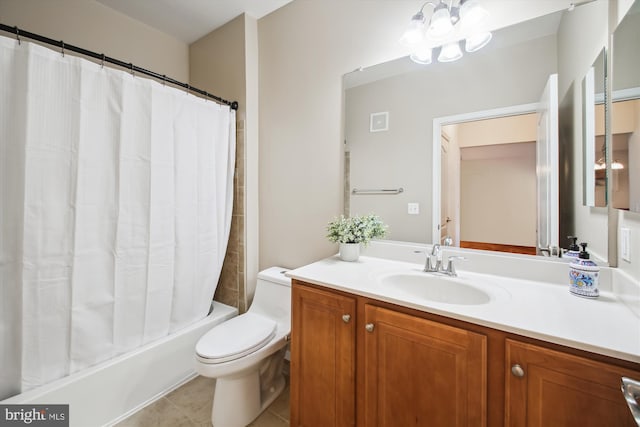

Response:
(594, 140), (624, 171)
(427, 2), (455, 39)
(613, 160), (625, 170)
(401, 10), (427, 45)
(594, 158), (624, 170)
(438, 41), (463, 62)
(459, 0), (490, 28)
(401, 0), (491, 65)
(465, 31), (492, 52)
(410, 45), (433, 64)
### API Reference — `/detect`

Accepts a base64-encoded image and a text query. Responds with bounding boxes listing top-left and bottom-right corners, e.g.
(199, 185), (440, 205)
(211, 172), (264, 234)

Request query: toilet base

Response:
(210, 351), (287, 427)
(211, 374), (285, 427)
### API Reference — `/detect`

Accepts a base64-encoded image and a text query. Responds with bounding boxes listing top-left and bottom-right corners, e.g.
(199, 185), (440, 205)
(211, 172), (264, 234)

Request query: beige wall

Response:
(0, 0), (189, 81)
(190, 14), (261, 309)
(454, 117), (538, 248)
(190, 15), (247, 311)
(258, 0), (567, 269)
(612, 5), (640, 92)
(456, 114), (538, 147)
(190, 15), (246, 114)
(244, 15), (260, 304)
(557, 1), (609, 101)
(596, 100), (638, 135)
(460, 143), (537, 247)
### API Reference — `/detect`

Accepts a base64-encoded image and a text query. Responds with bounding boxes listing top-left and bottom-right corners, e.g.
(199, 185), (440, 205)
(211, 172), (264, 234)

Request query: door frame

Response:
(431, 102), (540, 245)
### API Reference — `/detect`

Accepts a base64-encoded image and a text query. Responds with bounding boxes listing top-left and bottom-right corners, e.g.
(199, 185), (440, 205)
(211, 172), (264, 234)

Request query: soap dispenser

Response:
(568, 243), (599, 298)
(564, 236), (580, 260)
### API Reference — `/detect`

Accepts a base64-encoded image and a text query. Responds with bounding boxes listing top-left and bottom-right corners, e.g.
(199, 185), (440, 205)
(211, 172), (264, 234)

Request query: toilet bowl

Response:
(195, 267), (291, 427)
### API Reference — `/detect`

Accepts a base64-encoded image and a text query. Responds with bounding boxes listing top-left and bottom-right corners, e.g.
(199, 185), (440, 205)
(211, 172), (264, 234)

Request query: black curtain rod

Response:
(0, 23), (239, 111)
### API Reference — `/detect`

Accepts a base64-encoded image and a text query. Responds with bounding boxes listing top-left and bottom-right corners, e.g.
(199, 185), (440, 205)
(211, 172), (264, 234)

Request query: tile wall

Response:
(214, 119), (247, 313)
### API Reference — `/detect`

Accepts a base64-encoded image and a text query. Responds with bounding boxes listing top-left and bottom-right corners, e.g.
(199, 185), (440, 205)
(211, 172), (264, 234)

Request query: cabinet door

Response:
(362, 304), (487, 427)
(505, 339), (639, 426)
(291, 283), (356, 427)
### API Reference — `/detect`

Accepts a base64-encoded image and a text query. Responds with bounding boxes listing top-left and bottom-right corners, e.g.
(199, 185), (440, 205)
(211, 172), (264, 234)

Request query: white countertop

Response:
(287, 255), (640, 364)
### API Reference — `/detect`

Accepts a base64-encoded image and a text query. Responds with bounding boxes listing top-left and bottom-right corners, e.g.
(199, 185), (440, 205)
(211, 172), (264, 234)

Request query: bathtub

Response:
(2, 301), (237, 427)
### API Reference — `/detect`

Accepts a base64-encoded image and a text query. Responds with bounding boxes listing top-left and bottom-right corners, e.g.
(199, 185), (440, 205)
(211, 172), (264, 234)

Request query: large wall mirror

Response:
(344, 2), (610, 260)
(611, 0), (640, 213)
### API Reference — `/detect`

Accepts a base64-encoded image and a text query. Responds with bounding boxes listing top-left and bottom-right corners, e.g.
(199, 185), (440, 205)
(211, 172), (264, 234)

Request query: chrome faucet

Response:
(424, 244), (466, 277)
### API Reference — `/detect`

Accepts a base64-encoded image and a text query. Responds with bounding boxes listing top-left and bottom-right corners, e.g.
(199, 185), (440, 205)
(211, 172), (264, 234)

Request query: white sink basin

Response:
(377, 272), (506, 305)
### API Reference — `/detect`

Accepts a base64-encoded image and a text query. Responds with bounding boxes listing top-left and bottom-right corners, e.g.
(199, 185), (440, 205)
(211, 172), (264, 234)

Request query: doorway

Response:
(444, 114), (538, 255)
(434, 108), (540, 255)
(432, 75), (559, 256)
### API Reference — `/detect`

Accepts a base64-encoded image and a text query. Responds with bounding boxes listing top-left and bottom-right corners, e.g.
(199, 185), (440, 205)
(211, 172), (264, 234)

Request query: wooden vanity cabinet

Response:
(290, 282), (356, 427)
(291, 280), (488, 427)
(291, 280), (640, 427)
(505, 339), (639, 427)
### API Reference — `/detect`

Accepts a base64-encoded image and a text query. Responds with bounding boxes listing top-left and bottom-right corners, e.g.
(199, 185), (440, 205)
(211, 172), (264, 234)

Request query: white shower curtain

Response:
(0, 35), (235, 397)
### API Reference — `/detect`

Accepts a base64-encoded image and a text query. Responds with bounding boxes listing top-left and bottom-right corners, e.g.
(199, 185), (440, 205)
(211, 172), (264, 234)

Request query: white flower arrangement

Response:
(326, 214), (387, 245)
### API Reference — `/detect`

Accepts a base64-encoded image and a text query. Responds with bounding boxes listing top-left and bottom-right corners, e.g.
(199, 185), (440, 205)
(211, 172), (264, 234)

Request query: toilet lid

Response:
(196, 312), (277, 363)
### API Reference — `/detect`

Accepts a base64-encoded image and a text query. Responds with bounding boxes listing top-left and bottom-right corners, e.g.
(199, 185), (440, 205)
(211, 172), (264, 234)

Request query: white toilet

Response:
(195, 267), (291, 427)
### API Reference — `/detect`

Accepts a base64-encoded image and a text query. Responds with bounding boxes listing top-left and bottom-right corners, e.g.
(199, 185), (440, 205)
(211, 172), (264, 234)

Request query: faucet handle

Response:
(445, 256), (466, 277)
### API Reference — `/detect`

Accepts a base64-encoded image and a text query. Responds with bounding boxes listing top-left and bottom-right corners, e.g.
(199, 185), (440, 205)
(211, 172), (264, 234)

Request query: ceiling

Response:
(95, 0), (293, 44)
(95, 0), (600, 47)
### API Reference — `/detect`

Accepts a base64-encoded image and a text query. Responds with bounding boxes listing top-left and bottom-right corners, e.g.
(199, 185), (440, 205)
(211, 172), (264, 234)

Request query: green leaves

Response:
(326, 214), (388, 245)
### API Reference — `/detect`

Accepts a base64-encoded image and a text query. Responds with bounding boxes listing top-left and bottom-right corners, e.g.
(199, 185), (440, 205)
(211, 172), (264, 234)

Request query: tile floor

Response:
(115, 374), (290, 427)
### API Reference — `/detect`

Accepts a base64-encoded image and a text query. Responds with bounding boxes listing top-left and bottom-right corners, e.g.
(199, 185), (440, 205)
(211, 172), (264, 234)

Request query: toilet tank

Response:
(248, 267), (291, 323)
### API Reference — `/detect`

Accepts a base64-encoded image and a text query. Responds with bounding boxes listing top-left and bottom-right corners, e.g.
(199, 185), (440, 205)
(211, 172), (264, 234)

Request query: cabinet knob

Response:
(342, 314), (351, 323)
(511, 364), (525, 378)
(365, 323), (375, 333)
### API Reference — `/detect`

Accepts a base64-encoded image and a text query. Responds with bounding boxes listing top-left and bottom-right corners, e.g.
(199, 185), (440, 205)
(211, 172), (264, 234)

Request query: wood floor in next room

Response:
(115, 374), (290, 427)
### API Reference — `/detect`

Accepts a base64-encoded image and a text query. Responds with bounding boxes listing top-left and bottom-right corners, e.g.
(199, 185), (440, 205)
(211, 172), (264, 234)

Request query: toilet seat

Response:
(196, 312), (277, 364)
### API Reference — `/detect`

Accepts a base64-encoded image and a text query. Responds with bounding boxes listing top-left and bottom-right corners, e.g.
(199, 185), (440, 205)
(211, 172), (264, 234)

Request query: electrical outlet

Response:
(621, 228), (631, 262)
(407, 203), (420, 215)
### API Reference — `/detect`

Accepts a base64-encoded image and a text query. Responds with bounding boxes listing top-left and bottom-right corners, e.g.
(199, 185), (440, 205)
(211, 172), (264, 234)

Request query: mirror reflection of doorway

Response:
(441, 113), (538, 255)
